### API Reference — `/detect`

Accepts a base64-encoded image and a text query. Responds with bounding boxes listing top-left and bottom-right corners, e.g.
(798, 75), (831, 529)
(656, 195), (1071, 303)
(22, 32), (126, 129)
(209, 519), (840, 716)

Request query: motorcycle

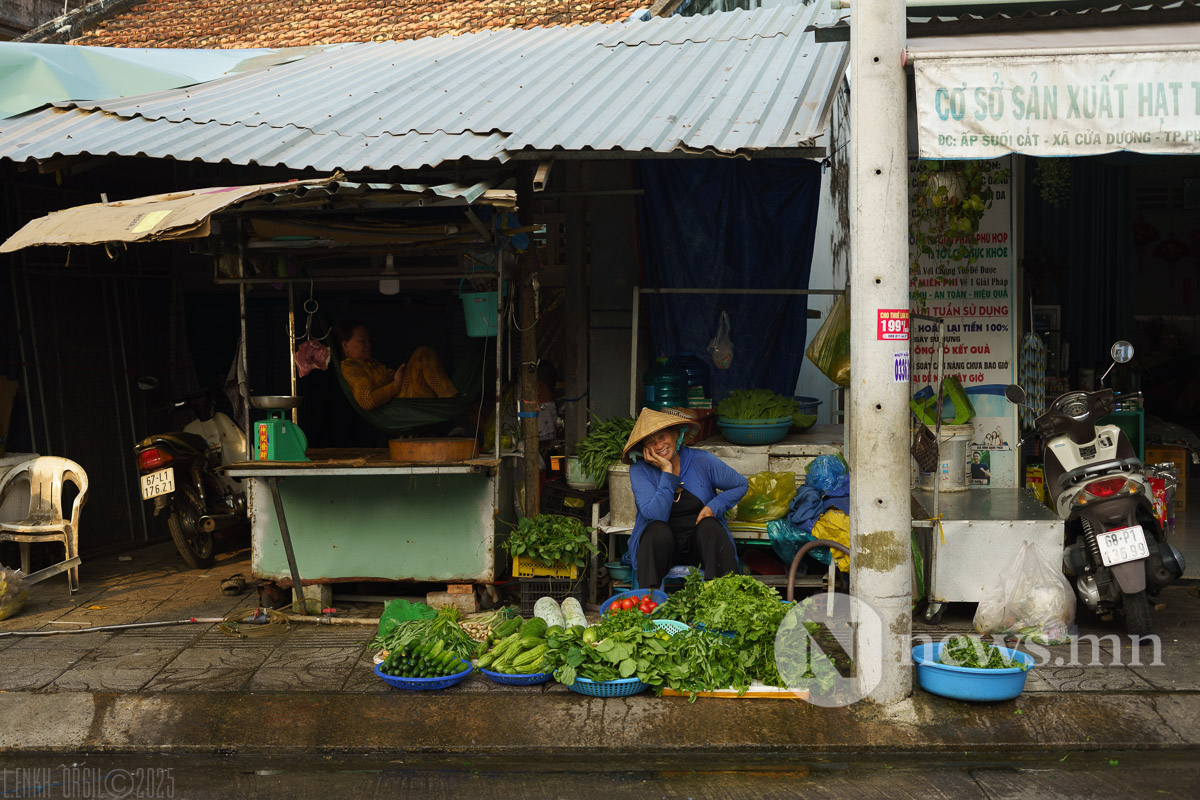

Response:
(134, 384), (248, 569)
(1006, 341), (1186, 636)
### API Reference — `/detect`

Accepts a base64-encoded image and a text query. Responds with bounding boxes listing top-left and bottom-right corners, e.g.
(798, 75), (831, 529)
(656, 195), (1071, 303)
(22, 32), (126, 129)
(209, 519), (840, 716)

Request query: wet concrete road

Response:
(0, 751), (1196, 798)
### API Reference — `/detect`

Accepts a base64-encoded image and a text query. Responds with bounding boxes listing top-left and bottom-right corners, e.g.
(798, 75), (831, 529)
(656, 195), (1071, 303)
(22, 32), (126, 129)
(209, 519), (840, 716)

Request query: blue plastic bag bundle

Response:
(804, 454), (848, 493)
(767, 517), (820, 568)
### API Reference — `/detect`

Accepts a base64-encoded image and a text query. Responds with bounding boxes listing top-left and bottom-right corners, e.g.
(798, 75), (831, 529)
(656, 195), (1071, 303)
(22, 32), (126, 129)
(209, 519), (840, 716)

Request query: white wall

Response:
(794, 77), (851, 422)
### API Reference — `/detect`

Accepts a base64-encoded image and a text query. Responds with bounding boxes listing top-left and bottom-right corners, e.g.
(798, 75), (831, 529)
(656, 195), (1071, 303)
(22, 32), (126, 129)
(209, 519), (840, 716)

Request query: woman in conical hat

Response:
(622, 408), (748, 589)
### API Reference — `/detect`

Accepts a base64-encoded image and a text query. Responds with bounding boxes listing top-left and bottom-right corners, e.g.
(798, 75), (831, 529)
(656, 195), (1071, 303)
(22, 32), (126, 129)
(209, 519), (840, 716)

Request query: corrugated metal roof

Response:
(0, 5), (848, 171)
(814, 1), (1200, 41)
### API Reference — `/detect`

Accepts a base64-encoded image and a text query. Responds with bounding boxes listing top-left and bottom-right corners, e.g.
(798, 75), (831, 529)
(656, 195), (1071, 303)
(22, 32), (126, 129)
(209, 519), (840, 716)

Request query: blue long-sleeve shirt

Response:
(628, 446), (748, 578)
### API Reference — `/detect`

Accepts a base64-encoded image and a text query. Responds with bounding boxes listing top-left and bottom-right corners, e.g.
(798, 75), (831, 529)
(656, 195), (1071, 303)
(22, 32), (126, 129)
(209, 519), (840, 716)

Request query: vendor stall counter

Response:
(912, 488), (1063, 624)
(226, 449), (508, 605)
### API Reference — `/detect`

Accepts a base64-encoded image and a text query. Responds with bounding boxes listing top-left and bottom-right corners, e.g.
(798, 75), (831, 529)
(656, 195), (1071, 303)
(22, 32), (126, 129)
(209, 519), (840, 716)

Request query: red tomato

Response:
(644, 601), (658, 611)
(621, 597), (635, 610)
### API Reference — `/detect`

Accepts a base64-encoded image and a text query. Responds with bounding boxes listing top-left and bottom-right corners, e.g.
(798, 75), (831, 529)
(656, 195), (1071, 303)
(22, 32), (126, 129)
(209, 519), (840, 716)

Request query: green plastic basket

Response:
(651, 619), (689, 636)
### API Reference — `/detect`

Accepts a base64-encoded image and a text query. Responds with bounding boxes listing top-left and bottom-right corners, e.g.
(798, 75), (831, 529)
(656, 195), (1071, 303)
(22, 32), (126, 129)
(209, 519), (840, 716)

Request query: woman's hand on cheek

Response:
(696, 506), (715, 524)
(642, 444), (660, 469)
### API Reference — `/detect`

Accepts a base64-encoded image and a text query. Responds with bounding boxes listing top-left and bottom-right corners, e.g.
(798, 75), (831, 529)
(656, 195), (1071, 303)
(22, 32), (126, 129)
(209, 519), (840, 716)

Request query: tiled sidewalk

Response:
(2, 540), (1197, 697)
(0, 541), (570, 695)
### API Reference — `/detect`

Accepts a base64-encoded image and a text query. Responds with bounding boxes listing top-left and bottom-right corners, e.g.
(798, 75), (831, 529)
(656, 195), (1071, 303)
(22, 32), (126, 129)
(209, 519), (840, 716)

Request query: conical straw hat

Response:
(621, 408), (702, 463)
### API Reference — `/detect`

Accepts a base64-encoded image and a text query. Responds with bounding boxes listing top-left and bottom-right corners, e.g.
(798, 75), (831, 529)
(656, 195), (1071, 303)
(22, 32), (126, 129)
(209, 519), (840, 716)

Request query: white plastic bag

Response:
(707, 311), (733, 370)
(973, 541), (1076, 644)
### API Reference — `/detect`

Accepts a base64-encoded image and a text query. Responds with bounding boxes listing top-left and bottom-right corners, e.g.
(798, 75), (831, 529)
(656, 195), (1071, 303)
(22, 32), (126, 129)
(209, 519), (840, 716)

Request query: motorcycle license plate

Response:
(1096, 524), (1150, 567)
(140, 467), (175, 500)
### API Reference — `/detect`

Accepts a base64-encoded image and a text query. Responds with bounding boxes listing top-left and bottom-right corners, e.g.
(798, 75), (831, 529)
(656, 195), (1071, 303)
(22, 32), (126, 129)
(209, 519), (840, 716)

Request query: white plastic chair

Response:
(0, 456), (89, 594)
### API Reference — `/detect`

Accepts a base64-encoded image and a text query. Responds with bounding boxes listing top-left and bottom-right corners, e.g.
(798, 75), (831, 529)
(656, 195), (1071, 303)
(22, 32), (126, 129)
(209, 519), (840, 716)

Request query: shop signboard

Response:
(914, 52), (1200, 159)
(909, 157), (1018, 488)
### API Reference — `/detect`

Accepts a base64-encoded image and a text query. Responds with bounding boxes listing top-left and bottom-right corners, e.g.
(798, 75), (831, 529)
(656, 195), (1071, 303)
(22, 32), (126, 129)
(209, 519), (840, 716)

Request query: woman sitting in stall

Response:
(333, 319), (459, 410)
(624, 408), (748, 589)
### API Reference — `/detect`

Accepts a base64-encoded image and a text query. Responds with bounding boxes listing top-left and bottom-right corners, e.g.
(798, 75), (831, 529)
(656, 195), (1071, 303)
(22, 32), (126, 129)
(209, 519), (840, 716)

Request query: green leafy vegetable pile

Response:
(502, 514), (597, 569)
(938, 635), (1028, 670)
(650, 571), (793, 686)
(717, 389), (798, 420)
(370, 605), (483, 662)
(575, 416), (637, 487)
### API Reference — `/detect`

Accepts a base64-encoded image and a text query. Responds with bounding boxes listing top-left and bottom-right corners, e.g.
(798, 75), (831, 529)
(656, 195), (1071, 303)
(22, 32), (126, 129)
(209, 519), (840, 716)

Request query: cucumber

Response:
(520, 616), (549, 639)
(560, 598), (588, 628)
(532, 597), (566, 629)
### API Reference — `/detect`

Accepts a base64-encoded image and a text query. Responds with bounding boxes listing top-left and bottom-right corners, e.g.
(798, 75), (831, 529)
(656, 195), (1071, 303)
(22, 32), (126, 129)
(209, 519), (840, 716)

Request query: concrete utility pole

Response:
(848, 0), (913, 704)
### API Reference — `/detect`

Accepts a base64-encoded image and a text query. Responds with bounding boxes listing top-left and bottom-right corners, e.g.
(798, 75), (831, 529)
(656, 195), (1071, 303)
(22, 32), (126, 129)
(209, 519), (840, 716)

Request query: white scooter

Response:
(1006, 341), (1186, 636)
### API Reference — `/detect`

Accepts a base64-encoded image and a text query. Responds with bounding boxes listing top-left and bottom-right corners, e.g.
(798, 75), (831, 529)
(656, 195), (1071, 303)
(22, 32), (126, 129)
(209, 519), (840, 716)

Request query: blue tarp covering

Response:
(634, 159), (821, 399)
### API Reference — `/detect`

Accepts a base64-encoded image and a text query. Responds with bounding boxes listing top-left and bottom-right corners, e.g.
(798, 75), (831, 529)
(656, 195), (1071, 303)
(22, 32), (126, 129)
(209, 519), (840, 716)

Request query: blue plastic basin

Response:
(911, 642), (1034, 702)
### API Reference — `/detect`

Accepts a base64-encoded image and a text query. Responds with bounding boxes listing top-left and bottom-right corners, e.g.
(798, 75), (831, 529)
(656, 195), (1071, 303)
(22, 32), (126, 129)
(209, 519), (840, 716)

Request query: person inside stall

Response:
(333, 319), (458, 409)
(624, 408), (748, 589)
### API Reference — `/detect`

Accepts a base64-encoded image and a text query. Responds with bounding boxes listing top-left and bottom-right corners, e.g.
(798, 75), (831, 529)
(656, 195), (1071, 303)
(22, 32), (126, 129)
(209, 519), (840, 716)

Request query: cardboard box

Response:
(1145, 445), (1188, 511)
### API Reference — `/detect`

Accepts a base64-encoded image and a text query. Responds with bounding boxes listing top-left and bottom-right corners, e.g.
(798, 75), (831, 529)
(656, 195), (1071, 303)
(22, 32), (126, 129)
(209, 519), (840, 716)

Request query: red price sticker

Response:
(877, 309), (909, 341)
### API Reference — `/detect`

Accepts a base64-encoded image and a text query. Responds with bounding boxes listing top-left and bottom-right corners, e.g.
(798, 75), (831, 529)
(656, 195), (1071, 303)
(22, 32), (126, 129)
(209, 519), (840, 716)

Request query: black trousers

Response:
(636, 518), (737, 589)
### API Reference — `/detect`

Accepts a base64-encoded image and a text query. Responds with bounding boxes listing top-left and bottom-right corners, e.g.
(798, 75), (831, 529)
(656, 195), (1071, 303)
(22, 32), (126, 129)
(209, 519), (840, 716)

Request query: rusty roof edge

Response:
(811, 0), (1200, 41)
(19, 0), (146, 44)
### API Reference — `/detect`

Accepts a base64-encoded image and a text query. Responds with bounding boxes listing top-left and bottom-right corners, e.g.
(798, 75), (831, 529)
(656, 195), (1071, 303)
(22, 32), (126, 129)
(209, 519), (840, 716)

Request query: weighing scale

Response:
(251, 396), (310, 462)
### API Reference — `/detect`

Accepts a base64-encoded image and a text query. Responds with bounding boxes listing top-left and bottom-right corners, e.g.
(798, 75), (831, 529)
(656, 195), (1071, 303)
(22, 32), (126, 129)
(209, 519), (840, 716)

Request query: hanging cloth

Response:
(1019, 332), (1047, 429)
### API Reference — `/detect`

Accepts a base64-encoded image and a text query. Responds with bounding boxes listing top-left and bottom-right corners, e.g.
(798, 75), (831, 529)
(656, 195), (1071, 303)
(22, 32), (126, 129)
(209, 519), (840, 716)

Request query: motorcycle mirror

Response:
(1110, 340), (1134, 364)
(1004, 384), (1028, 405)
(136, 376), (160, 392)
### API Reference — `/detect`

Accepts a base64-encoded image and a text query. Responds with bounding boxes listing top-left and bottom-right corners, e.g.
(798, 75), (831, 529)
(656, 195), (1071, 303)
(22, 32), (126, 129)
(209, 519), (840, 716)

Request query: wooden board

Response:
(661, 682), (809, 700)
(388, 437), (477, 462)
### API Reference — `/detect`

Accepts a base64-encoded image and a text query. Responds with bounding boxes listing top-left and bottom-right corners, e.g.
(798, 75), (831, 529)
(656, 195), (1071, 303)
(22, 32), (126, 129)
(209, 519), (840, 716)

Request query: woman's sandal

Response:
(221, 573), (247, 596)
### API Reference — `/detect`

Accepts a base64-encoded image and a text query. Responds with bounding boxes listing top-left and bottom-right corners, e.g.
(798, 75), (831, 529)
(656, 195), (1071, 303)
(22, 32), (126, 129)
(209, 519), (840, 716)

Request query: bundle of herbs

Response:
(575, 416), (637, 487)
(370, 605), (485, 662)
(938, 635), (1028, 670)
(502, 514), (597, 570)
(650, 571), (792, 686)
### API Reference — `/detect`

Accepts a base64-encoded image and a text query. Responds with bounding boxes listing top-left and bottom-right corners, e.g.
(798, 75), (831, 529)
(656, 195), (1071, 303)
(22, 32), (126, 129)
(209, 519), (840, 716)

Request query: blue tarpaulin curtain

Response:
(634, 159), (821, 399)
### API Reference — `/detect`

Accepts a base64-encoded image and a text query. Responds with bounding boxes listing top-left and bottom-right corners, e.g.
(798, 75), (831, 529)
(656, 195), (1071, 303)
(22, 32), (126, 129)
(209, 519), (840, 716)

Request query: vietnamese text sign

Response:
(909, 157), (1017, 487)
(877, 309), (910, 340)
(915, 52), (1200, 158)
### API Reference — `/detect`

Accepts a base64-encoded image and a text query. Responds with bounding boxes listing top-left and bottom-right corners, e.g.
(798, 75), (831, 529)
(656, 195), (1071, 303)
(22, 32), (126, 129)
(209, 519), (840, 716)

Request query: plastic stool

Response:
(658, 565), (693, 594)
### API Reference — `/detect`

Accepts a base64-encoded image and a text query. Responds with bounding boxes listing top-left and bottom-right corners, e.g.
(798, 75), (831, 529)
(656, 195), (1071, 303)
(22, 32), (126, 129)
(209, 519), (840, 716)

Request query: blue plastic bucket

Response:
(461, 290), (499, 337)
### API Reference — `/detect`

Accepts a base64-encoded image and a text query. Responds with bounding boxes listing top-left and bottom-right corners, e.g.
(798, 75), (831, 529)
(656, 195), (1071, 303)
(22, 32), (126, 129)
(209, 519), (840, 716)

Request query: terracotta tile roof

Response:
(72, 0), (635, 48)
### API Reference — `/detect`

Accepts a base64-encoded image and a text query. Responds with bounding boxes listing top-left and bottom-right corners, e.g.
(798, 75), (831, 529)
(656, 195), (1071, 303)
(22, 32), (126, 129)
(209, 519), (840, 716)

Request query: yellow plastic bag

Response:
(805, 294), (850, 386)
(734, 471), (796, 523)
(811, 510), (851, 572)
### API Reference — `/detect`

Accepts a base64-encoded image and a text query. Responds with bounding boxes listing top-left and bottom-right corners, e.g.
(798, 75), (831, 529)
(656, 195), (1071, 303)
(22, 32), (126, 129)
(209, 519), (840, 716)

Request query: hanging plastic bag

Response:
(805, 293), (851, 386)
(734, 471), (796, 523)
(707, 311), (734, 370)
(973, 541), (1076, 644)
(0, 564), (29, 621)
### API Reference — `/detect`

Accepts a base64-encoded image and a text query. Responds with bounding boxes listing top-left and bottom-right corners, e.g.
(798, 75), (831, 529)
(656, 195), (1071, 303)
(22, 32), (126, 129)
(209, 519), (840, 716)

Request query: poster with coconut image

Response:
(909, 157), (1018, 489)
